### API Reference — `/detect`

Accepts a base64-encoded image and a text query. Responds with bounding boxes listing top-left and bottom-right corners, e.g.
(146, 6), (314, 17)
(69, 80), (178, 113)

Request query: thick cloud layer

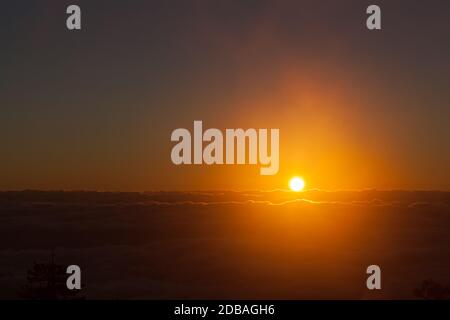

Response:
(0, 190), (449, 299)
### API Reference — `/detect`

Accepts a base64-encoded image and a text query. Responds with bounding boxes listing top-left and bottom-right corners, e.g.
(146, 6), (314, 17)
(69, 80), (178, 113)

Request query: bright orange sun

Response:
(289, 177), (305, 192)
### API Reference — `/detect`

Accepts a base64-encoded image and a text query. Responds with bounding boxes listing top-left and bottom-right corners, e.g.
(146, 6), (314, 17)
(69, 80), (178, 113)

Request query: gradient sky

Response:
(1, 0), (449, 191)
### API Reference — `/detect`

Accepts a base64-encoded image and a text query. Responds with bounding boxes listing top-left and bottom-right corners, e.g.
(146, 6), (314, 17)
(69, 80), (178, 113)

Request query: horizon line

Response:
(1, 188), (450, 193)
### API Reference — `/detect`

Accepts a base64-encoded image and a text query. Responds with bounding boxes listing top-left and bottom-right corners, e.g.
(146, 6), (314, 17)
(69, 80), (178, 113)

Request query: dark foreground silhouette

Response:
(18, 252), (84, 300)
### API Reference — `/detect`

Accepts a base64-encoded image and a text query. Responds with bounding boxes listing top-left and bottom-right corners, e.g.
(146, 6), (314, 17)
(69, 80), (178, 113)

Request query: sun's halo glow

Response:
(289, 177), (305, 192)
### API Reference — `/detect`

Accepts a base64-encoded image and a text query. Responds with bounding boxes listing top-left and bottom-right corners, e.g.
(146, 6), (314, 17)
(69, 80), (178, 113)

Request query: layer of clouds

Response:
(0, 191), (449, 299)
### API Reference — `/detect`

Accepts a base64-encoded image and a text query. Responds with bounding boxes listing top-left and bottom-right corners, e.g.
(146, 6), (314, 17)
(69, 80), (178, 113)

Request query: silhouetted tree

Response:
(414, 279), (450, 300)
(18, 252), (84, 300)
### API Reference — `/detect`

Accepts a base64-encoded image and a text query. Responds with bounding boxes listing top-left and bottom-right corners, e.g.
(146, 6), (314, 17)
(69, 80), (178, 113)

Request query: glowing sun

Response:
(289, 177), (305, 192)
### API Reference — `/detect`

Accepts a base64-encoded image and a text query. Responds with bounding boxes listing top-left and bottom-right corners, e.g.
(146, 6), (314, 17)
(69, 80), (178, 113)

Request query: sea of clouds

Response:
(0, 190), (449, 299)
